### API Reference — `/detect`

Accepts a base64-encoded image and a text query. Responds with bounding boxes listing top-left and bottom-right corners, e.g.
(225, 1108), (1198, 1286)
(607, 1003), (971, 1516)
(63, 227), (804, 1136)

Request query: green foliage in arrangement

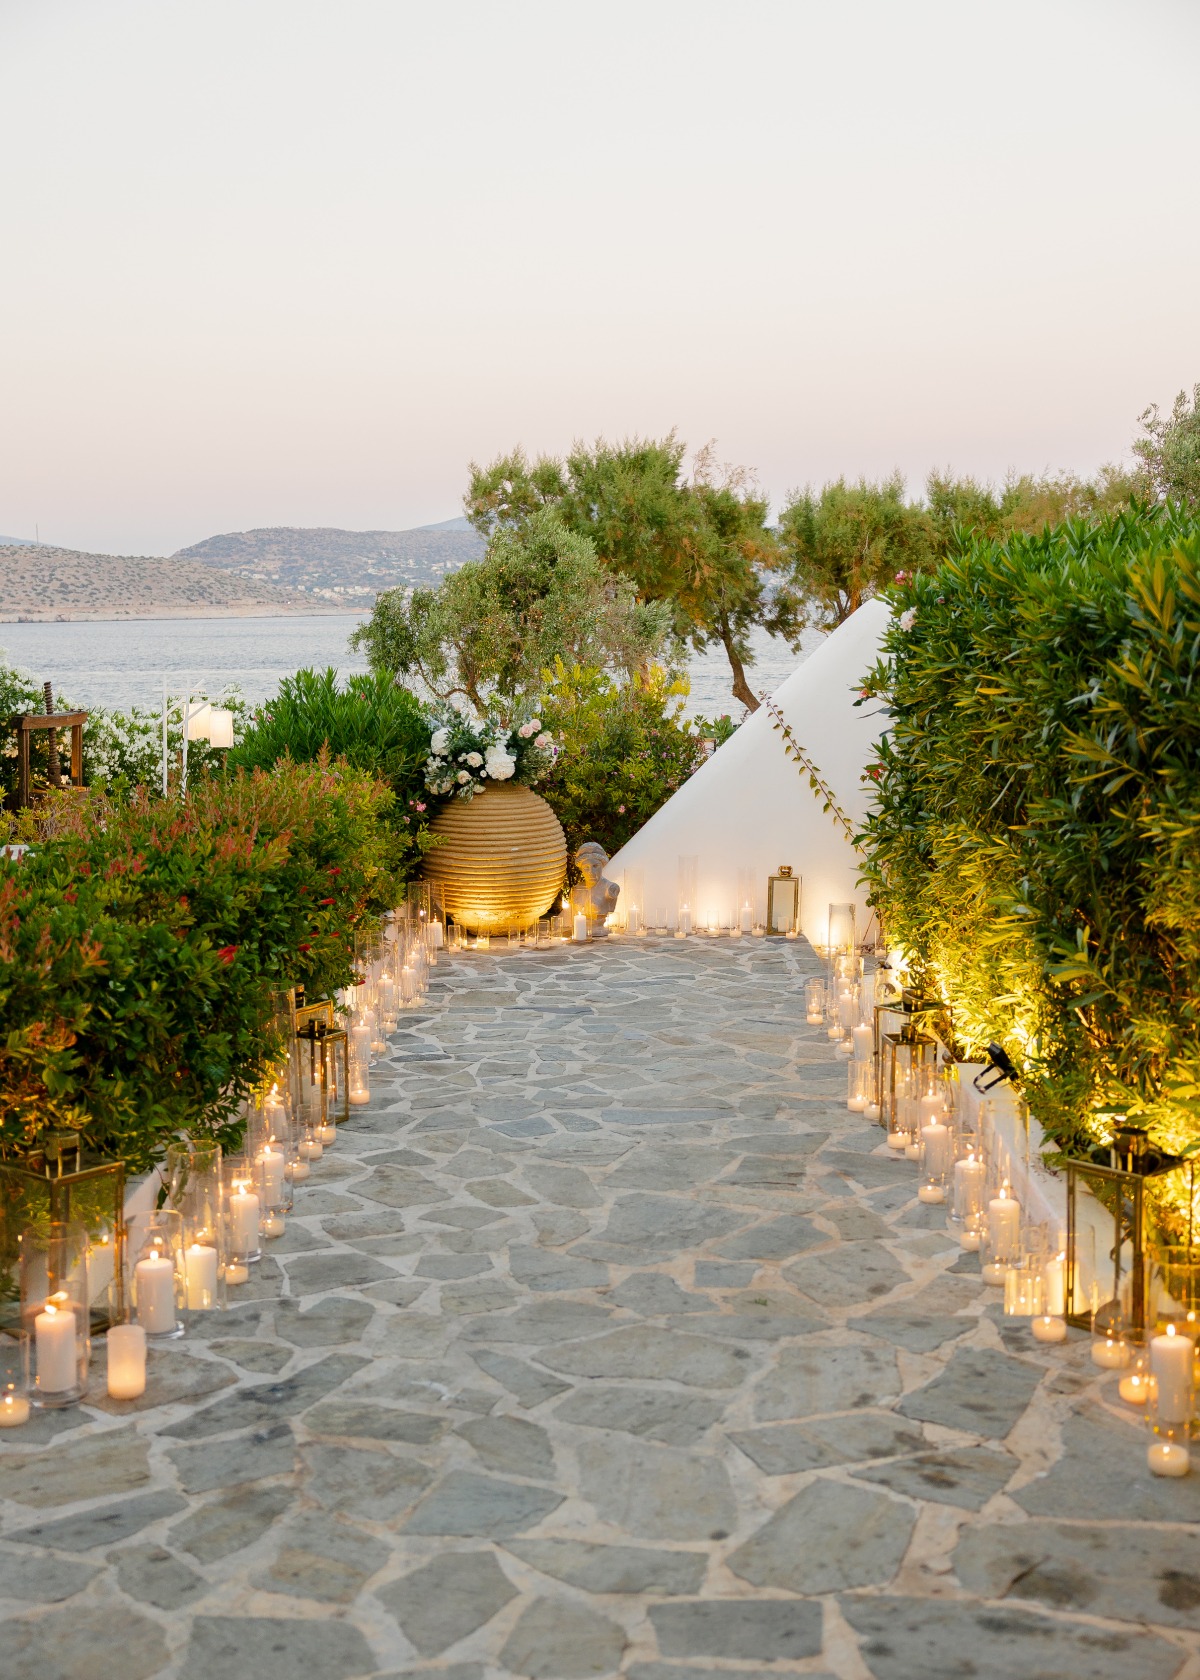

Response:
(0, 760), (399, 1171)
(537, 661), (706, 859)
(859, 503), (1200, 1185)
(229, 667), (436, 869)
(352, 509), (672, 711)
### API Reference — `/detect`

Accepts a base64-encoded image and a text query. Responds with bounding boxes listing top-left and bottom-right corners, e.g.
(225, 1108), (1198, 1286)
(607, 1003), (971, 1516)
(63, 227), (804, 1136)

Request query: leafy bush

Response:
(0, 760), (399, 1171)
(537, 661), (705, 859)
(859, 504), (1200, 1183)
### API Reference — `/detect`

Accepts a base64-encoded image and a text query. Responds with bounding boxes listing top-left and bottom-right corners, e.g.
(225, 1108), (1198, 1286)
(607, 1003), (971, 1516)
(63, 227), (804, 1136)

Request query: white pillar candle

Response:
(1150, 1325), (1194, 1425)
(262, 1211), (286, 1237)
(739, 904), (753, 934)
(921, 1121), (952, 1179)
(953, 1156), (986, 1222)
(35, 1302), (76, 1393)
(135, 1253), (177, 1334)
(227, 1186), (260, 1253)
(106, 1324), (147, 1399)
(0, 1391), (30, 1427)
(1148, 1440), (1190, 1477)
(288, 1159), (311, 1183)
(960, 1227), (982, 1251)
(257, 1146), (285, 1206)
(1118, 1366), (1153, 1405)
(987, 1191), (1021, 1256)
(298, 1135), (322, 1161)
(224, 1261), (249, 1286)
(573, 913), (588, 943)
(430, 920), (444, 948)
(679, 906), (692, 936)
(1032, 1314), (1067, 1342)
(184, 1243), (218, 1309)
(852, 1023), (873, 1063)
(1043, 1256), (1066, 1318)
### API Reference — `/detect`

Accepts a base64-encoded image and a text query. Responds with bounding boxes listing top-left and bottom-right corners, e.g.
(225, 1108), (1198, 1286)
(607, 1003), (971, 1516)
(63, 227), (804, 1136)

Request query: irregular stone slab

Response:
(505, 1539), (707, 1596)
(753, 1339), (901, 1420)
(854, 1445), (1016, 1509)
(726, 1131), (828, 1156)
(457, 1415), (556, 1480)
(160, 1354), (368, 1439)
(577, 1436), (736, 1540)
(207, 1338), (293, 1375)
(372, 1313), (450, 1359)
(729, 1479), (914, 1592)
(443, 1147), (517, 1178)
(670, 1308), (825, 1343)
(469, 1177), (539, 1205)
(898, 1347), (1041, 1440)
(322, 1209), (413, 1239)
(729, 1409), (925, 1475)
(575, 1194), (747, 1260)
(377, 1550), (518, 1656)
(821, 1201), (894, 1242)
(415, 1254), (492, 1278)
(531, 1208), (591, 1244)
(523, 1163), (604, 1207)
(463, 1300), (613, 1345)
(509, 1245), (610, 1291)
(3, 1426), (149, 1507)
(0, 1548), (99, 1603)
(443, 1280), (521, 1314)
(356, 1166), (451, 1209)
(1015, 1408), (1200, 1522)
(650, 1598), (823, 1661)
(604, 1147), (733, 1191)
(720, 1156), (811, 1188)
(714, 1214), (826, 1260)
(300, 1442), (434, 1521)
(470, 1351), (571, 1409)
(694, 1262), (757, 1288)
(840, 1593), (1184, 1680)
(630, 1670), (837, 1680)
(170, 1486), (293, 1563)
(819, 1150), (910, 1188)
(167, 1422), (296, 1493)
(303, 1401), (449, 1444)
(6, 1605), (169, 1680)
(953, 1518), (1200, 1628)
(7, 1491), (186, 1552)
(251, 1511), (390, 1603)
(610, 1273), (710, 1315)
(784, 1242), (908, 1306)
(179, 1615), (376, 1680)
(402, 1471), (564, 1536)
(499, 1597), (626, 1680)
(538, 1326), (748, 1388)
(282, 1252), (396, 1293)
(274, 1296), (375, 1345)
(854, 1306), (973, 1353)
(553, 1383), (722, 1448)
(111, 1544), (207, 1610)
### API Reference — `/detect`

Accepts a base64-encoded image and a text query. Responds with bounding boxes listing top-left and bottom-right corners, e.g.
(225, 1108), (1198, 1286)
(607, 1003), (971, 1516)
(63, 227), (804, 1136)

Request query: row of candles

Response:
(0, 899), (442, 1425)
(812, 961), (1200, 1479)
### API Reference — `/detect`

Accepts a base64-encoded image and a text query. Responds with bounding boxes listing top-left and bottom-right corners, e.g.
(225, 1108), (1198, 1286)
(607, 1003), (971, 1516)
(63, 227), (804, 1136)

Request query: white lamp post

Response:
(162, 680), (236, 795)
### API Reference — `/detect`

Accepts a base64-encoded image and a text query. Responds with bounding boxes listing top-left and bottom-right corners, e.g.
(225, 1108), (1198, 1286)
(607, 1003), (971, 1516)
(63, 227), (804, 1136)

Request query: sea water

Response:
(0, 616), (819, 720)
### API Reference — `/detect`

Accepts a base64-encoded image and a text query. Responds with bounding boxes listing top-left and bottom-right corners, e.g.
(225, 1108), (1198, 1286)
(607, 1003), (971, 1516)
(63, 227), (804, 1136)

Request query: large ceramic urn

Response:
(422, 783), (567, 935)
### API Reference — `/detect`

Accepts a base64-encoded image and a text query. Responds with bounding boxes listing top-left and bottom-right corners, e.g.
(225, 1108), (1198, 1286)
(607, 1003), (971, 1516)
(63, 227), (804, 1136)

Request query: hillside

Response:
(0, 546), (341, 622)
(172, 522), (485, 599)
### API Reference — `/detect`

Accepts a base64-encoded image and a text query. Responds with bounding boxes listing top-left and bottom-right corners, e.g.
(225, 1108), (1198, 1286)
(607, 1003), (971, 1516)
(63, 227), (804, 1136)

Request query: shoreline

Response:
(0, 606), (371, 624)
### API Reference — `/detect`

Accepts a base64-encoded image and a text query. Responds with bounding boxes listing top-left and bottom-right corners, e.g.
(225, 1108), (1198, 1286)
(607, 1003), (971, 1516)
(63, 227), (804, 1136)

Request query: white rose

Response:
(535, 733), (551, 748)
(528, 718), (541, 731)
(456, 770), (470, 783)
(431, 728), (449, 753)
(899, 609), (916, 631)
(465, 751), (484, 767)
(484, 746), (516, 781)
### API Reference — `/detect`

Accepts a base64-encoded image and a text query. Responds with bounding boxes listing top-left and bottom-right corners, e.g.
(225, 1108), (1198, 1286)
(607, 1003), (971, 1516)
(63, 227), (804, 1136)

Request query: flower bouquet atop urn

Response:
(421, 710), (566, 934)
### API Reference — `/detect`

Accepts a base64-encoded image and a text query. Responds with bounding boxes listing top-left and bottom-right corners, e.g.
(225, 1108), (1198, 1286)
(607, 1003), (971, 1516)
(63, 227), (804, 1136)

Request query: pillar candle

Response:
(106, 1324), (147, 1399)
(257, 1146), (285, 1206)
(184, 1243), (218, 1309)
(35, 1302), (76, 1393)
(430, 920), (444, 948)
(922, 1121), (952, 1179)
(297, 1136), (322, 1162)
(573, 913), (588, 943)
(739, 904), (753, 934)
(1032, 1314), (1067, 1343)
(852, 1023), (873, 1063)
(1150, 1325), (1194, 1425)
(227, 1186), (260, 1253)
(953, 1155), (986, 1222)
(135, 1253), (177, 1334)
(987, 1190), (1021, 1257)
(1043, 1255), (1066, 1317)
(288, 1159), (311, 1183)
(0, 1390), (30, 1427)
(1148, 1440), (1190, 1477)
(679, 906), (692, 936)
(315, 1121), (337, 1146)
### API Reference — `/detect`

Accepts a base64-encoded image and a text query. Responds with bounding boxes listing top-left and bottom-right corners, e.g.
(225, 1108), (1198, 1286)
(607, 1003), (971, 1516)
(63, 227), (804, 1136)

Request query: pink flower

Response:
(895, 570), (908, 584)
(618, 804), (626, 813)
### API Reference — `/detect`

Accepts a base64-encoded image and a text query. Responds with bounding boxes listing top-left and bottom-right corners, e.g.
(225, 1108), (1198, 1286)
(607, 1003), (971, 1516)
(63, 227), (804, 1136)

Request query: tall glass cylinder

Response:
(0, 1329), (32, 1428)
(622, 867), (645, 935)
(21, 1221), (89, 1407)
(736, 866), (757, 936)
(165, 1140), (225, 1312)
(804, 977), (826, 1025)
(222, 1156), (262, 1283)
(1147, 1323), (1194, 1474)
(677, 856), (698, 936)
(827, 902), (856, 955)
(129, 1209), (184, 1339)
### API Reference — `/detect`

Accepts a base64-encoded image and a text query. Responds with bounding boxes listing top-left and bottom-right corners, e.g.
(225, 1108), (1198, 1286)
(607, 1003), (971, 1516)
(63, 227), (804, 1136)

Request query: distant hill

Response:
(172, 522), (485, 600)
(0, 545), (341, 622)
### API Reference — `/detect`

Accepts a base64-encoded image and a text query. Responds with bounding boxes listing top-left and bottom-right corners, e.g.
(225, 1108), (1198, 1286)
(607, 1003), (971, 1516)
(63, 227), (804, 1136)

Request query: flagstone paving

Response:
(4, 937), (1200, 1678)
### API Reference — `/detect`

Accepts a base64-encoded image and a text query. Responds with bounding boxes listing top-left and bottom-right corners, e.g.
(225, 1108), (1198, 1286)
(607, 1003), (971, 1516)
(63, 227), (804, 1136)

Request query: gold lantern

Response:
(766, 866), (800, 937)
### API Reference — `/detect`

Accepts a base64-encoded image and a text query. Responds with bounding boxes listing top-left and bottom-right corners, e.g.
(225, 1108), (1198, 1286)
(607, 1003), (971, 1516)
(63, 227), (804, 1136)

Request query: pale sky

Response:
(2, 0), (1197, 556)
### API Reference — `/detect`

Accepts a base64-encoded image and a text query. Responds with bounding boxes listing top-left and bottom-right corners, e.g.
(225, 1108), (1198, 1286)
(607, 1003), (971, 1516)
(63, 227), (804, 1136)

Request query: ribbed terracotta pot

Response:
(422, 783), (567, 935)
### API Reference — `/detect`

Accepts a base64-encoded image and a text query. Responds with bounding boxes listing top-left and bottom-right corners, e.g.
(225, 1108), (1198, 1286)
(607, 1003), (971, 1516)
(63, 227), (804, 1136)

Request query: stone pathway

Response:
(4, 938), (1200, 1680)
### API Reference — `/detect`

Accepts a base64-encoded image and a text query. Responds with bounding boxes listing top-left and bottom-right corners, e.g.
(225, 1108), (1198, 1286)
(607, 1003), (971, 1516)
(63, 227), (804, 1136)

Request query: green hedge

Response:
(860, 505), (1200, 1187)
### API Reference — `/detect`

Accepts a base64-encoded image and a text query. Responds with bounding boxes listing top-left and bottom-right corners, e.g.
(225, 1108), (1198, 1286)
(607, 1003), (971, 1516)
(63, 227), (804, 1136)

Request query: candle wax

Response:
(1150, 1327), (1194, 1424)
(1148, 1440), (1190, 1477)
(135, 1253), (177, 1335)
(35, 1303), (76, 1393)
(917, 1184), (944, 1203)
(1091, 1338), (1130, 1369)
(289, 1160), (311, 1183)
(106, 1323), (147, 1400)
(1032, 1315), (1067, 1343)
(0, 1392), (30, 1426)
(184, 1243), (218, 1309)
(1118, 1370), (1153, 1405)
(959, 1229), (982, 1250)
(886, 1130), (907, 1150)
(224, 1262), (249, 1286)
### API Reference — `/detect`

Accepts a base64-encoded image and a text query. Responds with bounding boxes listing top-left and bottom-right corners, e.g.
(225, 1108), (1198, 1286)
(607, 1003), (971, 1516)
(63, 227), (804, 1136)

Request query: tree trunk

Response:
(717, 620), (759, 713)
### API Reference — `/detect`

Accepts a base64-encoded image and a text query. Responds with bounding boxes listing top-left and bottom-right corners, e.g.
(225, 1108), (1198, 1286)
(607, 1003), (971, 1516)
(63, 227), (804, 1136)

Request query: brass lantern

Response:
(766, 866), (800, 937)
(1065, 1118), (1196, 1338)
(0, 1134), (127, 1333)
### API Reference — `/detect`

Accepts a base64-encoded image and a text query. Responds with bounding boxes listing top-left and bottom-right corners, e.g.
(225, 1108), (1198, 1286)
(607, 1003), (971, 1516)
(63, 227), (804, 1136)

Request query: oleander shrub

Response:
(860, 504), (1200, 1185)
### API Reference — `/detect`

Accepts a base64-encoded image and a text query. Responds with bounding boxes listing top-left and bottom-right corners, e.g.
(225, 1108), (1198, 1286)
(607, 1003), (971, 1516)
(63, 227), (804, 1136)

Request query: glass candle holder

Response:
(1118, 1345), (1156, 1407)
(847, 1062), (872, 1114)
(130, 1210), (184, 1339)
(1147, 1323), (1194, 1474)
(887, 1080), (914, 1152)
(983, 1184), (1022, 1285)
(804, 977), (826, 1025)
(1147, 1247), (1200, 1343)
(21, 1220), (89, 1407)
(1003, 1255), (1044, 1317)
(164, 1140), (225, 1311)
(0, 1329), (32, 1428)
(222, 1156), (262, 1281)
(1091, 1302), (1131, 1370)
(918, 1109), (954, 1204)
(952, 1148), (986, 1230)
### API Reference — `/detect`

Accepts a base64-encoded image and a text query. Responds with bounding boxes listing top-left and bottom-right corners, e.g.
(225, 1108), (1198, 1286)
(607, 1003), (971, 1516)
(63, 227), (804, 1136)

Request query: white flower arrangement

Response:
(423, 709), (558, 802)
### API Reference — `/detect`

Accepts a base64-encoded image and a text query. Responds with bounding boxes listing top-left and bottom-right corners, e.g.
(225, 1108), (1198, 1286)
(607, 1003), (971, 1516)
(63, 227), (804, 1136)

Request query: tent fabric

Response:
(606, 598), (891, 948)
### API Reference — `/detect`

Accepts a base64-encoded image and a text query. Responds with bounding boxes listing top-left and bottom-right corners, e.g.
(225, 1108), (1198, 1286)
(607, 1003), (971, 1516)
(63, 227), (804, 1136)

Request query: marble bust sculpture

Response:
(569, 842), (620, 936)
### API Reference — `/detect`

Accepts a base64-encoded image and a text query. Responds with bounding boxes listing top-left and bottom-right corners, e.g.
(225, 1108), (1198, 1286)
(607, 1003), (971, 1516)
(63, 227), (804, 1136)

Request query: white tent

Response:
(606, 598), (891, 948)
